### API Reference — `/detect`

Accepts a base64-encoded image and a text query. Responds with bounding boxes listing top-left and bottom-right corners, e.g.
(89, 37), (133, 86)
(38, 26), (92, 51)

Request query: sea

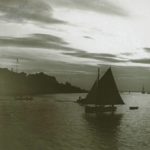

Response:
(0, 93), (150, 150)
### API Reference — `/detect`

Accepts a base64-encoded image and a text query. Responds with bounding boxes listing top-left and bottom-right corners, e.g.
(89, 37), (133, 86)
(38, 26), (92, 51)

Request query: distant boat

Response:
(129, 90), (131, 94)
(129, 106), (139, 110)
(77, 67), (124, 113)
(15, 96), (33, 101)
(141, 85), (145, 94)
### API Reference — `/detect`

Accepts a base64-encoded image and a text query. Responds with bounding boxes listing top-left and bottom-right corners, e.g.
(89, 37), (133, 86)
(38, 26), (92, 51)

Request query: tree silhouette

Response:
(0, 68), (86, 95)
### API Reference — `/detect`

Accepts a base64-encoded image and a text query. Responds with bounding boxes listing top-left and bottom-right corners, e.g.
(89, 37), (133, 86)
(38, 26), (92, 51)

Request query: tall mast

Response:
(97, 67), (100, 89)
(16, 58), (19, 72)
(142, 85), (145, 93)
(98, 68), (100, 80)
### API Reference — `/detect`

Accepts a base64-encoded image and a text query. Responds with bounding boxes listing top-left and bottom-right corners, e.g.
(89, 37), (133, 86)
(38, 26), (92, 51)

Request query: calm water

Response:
(0, 93), (150, 150)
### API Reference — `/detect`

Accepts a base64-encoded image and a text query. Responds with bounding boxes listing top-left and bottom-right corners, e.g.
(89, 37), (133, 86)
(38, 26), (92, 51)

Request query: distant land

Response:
(0, 68), (87, 96)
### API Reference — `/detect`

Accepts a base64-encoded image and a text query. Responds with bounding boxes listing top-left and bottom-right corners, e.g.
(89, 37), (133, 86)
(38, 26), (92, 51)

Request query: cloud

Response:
(83, 36), (93, 39)
(144, 47), (150, 52)
(52, 0), (127, 16)
(0, 32), (129, 68)
(131, 58), (150, 64)
(63, 51), (127, 63)
(120, 52), (133, 56)
(130, 48), (150, 64)
(0, 0), (65, 24)
(0, 34), (80, 51)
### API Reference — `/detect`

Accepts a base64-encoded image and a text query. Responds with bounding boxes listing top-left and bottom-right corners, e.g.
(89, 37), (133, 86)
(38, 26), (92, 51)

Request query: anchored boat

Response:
(141, 85), (145, 94)
(81, 67), (124, 113)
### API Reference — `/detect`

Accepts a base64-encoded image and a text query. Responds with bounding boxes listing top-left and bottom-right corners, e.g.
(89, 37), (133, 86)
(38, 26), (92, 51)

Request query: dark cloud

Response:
(83, 36), (93, 39)
(31, 34), (68, 45)
(52, 0), (127, 16)
(0, 34), (80, 51)
(131, 48), (150, 64)
(144, 47), (150, 52)
(63, 51), (127, 63)
(131, 58), (150, 64)
(121, 52), (133, 56)
(0, 0), (65, 24)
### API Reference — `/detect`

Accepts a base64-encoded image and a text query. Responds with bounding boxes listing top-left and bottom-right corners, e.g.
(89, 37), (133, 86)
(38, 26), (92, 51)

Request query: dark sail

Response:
(85, 78), (99, 104)
(85, 67), (124, 105)
(141, 85), (145, 94)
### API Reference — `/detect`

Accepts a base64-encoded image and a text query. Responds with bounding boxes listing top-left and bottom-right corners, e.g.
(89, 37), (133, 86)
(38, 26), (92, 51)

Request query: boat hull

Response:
(129, 106), (139, 110)
(85, 106), (117, 113)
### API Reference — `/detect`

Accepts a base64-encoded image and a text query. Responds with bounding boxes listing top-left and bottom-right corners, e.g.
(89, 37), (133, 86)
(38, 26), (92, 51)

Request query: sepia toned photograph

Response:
(0, 0), (150, 150)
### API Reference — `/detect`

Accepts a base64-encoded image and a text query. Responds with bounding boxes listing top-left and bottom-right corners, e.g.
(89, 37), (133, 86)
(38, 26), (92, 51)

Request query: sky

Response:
(0, 0), (150, 91)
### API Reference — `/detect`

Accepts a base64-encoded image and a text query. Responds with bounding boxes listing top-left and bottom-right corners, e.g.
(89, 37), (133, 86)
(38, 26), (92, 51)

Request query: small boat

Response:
(129, 106), (139, 110)
(15, 96), (33, 101)
(141, 85), (145, 94)
(81, 67), (124, 113)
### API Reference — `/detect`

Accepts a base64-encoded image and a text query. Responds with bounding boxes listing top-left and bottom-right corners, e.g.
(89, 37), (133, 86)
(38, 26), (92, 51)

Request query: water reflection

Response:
(1, 93), (150, 150)
(84, 113), (123, 150)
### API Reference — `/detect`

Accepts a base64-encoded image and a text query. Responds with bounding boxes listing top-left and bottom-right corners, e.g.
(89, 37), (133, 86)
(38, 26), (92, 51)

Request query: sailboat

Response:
(141, 85), (145, 94)
(79, 67), (124, 113)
